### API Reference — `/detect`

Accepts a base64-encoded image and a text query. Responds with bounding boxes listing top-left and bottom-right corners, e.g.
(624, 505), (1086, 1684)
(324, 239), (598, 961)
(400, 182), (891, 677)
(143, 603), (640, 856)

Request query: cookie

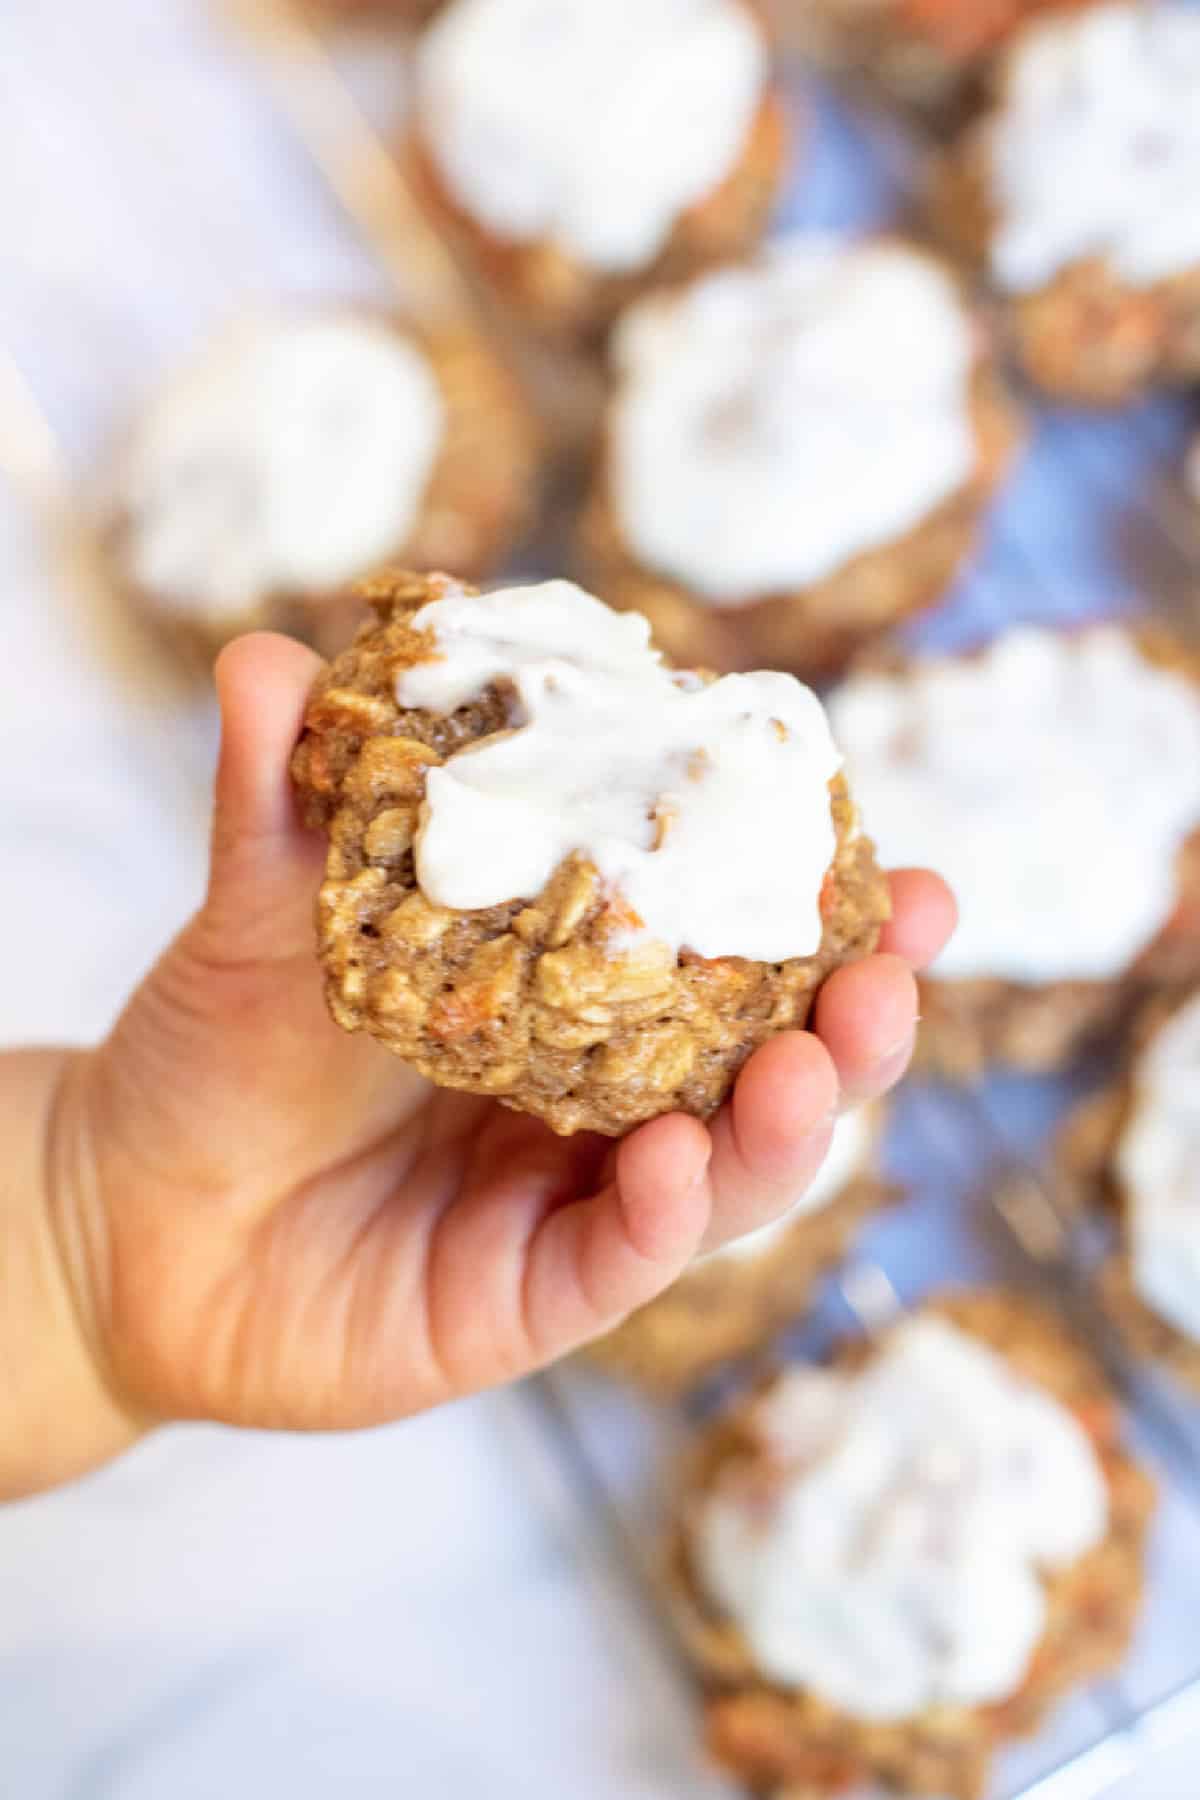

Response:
(829, 624), (1200, 1078)
(581, 237), (1020, 678)
(407, 0), (788, 343)
(1059, 987), (1200, 1393)
(292, 570), (889, 1136)
(670, 1291), (1153, 1799)
(934, 3), (1200, 402)
(108, 309), (537, 662)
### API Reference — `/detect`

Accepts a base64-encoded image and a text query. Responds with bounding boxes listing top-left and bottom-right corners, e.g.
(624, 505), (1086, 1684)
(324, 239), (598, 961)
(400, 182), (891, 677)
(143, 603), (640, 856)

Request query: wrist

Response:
(2, 1049), (147, 1501)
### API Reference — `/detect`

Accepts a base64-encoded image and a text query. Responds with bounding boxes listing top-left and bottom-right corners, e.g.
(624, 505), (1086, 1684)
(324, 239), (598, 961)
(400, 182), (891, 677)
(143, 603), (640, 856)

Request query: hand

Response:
(32, 634), (954, 1490)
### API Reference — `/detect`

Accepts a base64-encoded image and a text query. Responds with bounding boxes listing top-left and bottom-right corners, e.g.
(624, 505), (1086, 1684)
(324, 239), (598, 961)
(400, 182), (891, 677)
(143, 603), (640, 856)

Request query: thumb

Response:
(197, 632), (327, 965)
(91, 633), (332, 1184)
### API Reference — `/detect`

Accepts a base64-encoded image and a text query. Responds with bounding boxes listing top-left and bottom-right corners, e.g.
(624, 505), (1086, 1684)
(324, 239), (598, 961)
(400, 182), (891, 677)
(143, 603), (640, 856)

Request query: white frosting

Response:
(119, 314), (444, 623)
(415, 0), (767, 273)
(988, 3), (1200, 293)
(696, 1317), (1109, 1722)
(396, 581), (842, 962)
(710, 1106), (872, 1265)
(1118, 991), (1200, 1344)
(610, 240), (977, 602)
(829, 627), (1200, 985)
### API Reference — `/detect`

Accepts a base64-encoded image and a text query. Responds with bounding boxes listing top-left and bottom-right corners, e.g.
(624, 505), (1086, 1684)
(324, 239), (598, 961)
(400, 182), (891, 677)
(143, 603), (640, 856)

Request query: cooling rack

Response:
(3, 5), (1200, 1793)
(252, 17), (1200, 1789)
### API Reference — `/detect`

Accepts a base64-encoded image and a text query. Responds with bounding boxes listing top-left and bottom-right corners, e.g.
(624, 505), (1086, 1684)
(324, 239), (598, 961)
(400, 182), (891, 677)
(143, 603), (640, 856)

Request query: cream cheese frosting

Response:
(609, 239), (978, 602)
(987, 3), (1200, 293)
(695, 1316), (1109, 1721)
(829, 627), (1200, 986)
(395, 580), (843, 962)
(119, 314), (444, 623)
(1117, 991), (1200, 1345)
(415, 0), (767, 274)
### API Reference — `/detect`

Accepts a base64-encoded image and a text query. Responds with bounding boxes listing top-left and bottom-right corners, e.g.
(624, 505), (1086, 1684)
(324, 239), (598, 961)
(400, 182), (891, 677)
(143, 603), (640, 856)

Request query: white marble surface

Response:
(2, 4), (1200, 1797)
(0, 1396), (732, 1800)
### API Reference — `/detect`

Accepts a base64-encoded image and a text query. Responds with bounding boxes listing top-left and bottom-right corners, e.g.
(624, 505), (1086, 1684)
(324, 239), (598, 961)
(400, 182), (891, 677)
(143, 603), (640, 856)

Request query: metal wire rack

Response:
(3, 6), (1200, 1795)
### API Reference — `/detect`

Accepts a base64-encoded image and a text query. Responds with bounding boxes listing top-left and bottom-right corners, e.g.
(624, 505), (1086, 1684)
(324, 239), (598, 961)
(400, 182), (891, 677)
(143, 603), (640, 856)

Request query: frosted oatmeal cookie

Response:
(670, 1291), (1154, 1800)
(935, 3), (1200, 403)
(291, 570), (889, 1137)
(783, 0), (1096, 124)
(580, 239), (1020, 678)
(829, 625), (1200, 1080)
(588, 1106), (891, 1392)
(107, 310), (537, 663)
(408, 0), (788, 343)
(1060, 988), (1200, 1394)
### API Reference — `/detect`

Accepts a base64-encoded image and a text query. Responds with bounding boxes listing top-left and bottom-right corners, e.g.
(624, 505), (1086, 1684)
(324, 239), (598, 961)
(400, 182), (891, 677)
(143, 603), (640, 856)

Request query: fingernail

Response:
(687, 1143), (714, 1190)
(797, 1098), (840, 1144)
(873, 1028), (917, 1088)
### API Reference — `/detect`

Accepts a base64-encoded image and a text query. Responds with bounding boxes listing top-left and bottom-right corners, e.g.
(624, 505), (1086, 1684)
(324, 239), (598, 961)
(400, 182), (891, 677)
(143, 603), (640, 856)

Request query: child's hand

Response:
(19, 635), (954, 1496)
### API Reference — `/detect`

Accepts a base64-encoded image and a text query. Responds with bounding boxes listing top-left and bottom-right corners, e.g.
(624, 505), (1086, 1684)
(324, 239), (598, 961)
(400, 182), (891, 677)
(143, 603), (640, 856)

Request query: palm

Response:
(92, 934), (631, 1430)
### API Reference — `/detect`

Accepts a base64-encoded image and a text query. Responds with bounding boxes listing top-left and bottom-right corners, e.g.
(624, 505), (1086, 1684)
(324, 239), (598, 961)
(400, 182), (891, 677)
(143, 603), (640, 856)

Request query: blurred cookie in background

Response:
(935, 2), (1200, 404)
(670, 1291), (1153, 1800)
(588, 1105), (891, 1395)
(580, 238), (1020, 679)
(408, 0), (789, 344)
(1060, 986), (1200, 1395)
(829, 625), (1200, 1079)
(777, 0), (1097, 124)
(106, 308), (538, 664)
